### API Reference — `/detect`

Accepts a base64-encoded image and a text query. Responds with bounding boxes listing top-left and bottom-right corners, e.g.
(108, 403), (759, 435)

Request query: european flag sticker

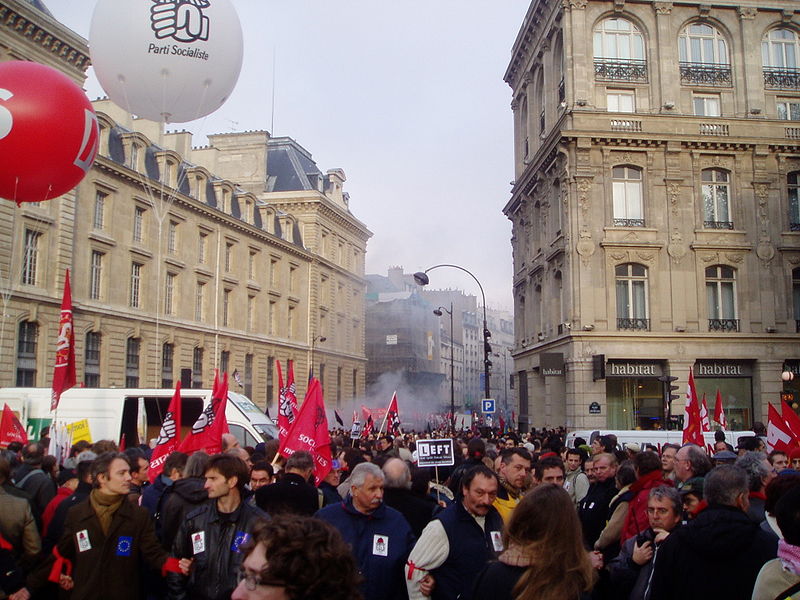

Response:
(116, 536), (133, 557)
(231, 531), (249, 553)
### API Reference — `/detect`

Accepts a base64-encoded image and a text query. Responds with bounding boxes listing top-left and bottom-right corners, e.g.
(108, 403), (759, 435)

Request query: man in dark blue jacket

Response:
(316, 461), (415, 600)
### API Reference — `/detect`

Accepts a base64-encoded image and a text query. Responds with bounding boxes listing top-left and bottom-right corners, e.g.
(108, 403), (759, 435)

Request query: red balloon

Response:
(0, 61), (98, 204)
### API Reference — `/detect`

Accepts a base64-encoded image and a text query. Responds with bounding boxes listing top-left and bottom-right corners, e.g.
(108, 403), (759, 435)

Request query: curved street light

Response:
(414, 264), (492, 410)
(434, 304), (455, 435)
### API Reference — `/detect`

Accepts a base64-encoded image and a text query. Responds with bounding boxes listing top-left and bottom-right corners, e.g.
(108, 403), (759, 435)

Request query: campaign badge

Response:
(76, 529), (92, 552)
(192, 531), (205, 555)
(372, 534), (388, 557)
(231, 531), (250, 553)
(116, 536), (133, 557)
(490, 531), (504, 552)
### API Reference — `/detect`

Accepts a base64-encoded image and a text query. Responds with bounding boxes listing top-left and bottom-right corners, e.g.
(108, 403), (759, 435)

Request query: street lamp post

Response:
(434, 304), (455, 435)
(494, 349), (509, 413)
(414, 264), (492, 407)
(310, 335), (326, 380)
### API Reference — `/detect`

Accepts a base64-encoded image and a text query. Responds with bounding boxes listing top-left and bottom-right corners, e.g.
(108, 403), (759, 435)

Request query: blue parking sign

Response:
(481, 399), (496, 414)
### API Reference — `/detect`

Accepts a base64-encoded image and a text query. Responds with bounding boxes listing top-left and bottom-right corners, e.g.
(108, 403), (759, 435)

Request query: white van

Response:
(0, 387), (278, 448)
(565, 429), (756, 455)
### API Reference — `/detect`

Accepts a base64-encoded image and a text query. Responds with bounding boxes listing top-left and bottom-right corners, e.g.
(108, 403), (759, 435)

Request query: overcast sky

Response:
(46, 0), (529, 309)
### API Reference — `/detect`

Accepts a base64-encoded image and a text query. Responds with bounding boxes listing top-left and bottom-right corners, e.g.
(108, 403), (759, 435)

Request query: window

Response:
(90, 251), (104, 300)
(266, 356), (274, 407)
(85, 332), (101, 387)
(702, 169), (732, 229)
(789, 172), (800, 231)
(198, 232), (208, 264)
(679, 23), (731, 86)
(220, 350), (230, 374)
(793, 268), (800, 332)
(195, 282), (205, 321)
(607, 89), (636, 113)
(163, 161), (174, 186)
(706, 265), (738, 331)
(129, 143), (140, 170)
(167, 221), (178, 254)
(223, 289), (231, 327)
(337, 367), (342, 406)
(164, 272), (176, 315)
(593, 18), (647, 82)
(763, 29), (800, 89)
(93, 192), (106, 229)
(192, 347), (203, 388)
(130, 262), (143, 308)
(248, 250), (256, 280)
(246, 295), (255, 331)
(244, 354), (253, 399)
(161, 343), (173, 388)
(288, 305), (295, 338)
(16, 321), (38, 386)
(777, 99), (800, 120)
(21, 229), (41, 286)
(612, 166), (644, 226)
(615, 263), (649, 330)
(693, 93), (721, 117)
(225, 242), (233, 272)
(125, 337), (140, 387)
(268, 300), (276, 335)
(270, 258), (278, 286)
(133, 207), (145, 243)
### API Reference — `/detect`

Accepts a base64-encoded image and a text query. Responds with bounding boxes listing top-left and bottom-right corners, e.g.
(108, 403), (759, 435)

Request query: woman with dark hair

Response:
(467, 484), (596, 600)
(231, 515), (362, 600)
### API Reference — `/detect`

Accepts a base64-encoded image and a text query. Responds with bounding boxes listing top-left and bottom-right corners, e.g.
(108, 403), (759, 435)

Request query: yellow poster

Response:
(67, 419), (92, 443)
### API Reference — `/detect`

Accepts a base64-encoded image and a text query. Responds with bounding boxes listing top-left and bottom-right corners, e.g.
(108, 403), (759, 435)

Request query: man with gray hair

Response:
(734, 451), (775, 523)
(316, 462), (415, 600)
(649, 465), (777, 600)
(382, 458), (435, 537)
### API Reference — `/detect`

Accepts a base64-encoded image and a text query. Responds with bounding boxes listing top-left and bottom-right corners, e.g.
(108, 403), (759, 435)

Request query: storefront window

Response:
(694, 377), (753, 430)
(607, 377), (663, 430)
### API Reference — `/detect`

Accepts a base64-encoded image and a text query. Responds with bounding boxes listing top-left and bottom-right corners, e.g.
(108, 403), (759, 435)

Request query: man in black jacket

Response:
(13, 442), (56, 527)
(382, 458), (434, 537)
(649, 464), (777, 600)
(254, 451), (319, 516)
(579, 452), (619, 549)
(42, 459), (93, 553)
(168, 454), (267, 600)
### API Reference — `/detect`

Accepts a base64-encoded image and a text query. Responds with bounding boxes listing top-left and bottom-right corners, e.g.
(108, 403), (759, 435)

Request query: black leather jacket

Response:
(167, 498), (267, 600)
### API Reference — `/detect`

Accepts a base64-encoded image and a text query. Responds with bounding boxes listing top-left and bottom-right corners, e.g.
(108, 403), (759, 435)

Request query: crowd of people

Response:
(1, 425), (799, 600)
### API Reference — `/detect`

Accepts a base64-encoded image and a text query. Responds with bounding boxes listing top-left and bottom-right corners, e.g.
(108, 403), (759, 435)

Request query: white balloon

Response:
(89, 0), (244, 123)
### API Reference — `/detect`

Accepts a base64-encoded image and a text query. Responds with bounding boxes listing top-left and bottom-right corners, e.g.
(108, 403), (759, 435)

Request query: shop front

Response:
(783, 360), (800, 415)
(694, 360), (754, 430)
(606, 360), (666, 430)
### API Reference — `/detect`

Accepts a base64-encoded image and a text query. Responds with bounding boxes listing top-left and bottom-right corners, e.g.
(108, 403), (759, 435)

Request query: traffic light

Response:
(658, 375), (680, 428)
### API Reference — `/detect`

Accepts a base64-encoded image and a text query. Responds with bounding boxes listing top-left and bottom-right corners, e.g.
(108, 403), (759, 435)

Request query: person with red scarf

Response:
(621, 451), (673, 544)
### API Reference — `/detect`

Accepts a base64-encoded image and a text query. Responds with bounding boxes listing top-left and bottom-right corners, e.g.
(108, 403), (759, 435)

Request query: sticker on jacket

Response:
(192, 531), (205, 555)
(116, 536), (133, 557)
(76, 529), (92, 552)
(231, 531), (250, 553)
(372, 535), (388, 557)
(490, 531), (503, 552)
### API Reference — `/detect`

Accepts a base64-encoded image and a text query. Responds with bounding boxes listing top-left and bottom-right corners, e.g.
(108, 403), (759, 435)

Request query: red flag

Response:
(279, 378), (332, 485)
(51, 269), (76, 411)
(781, 400), (800, 445)
(385, 392), (402, 437)
(682, 397), (704, 446)
(276, 360), (299, 443)
(767, 403), (796, 453)
(714, 389), (727, 429)
(0, 404), (28, 447)
(699, 393), (711, 432)
(361, 405), (374, 438)
(119, 433), (126, 452)
(498, 415), (506, 434)
(149, 381), (183, 482)
(179, 372), (230, 455)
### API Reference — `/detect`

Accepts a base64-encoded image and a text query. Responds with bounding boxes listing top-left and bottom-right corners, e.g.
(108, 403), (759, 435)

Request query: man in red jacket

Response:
(621, 451), (673, 544)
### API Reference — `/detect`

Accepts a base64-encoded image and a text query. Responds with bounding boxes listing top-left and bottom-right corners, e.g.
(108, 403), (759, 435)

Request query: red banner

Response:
(0, 403), (27, 447)
(714, 389), (727, 429)
(179, 371), (229, 456)
(767, 403), (796, 453)
(149, 382), (183, 482)
(51, 269), (76, 411)
(278, 378), (332, 485)
(386, 392), (402, 436)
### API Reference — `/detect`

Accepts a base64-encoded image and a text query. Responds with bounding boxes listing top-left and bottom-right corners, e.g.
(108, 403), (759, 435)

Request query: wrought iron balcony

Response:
(708, 318), (739, 332)
(679, 62), (732, 87)
(558, 78), (565, 103)
(796, 319), (800, 333)
(594, 58), (648, 83)
(764, 67), (800, 90)
(617, 318), (650, 331)
(613, 218), (645, 227)
(704, 220), (734, 230)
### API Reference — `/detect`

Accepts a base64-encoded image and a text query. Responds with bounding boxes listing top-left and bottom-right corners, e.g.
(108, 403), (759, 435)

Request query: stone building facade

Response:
(0, 0), (371, 409)
(505, 0), (800, 432)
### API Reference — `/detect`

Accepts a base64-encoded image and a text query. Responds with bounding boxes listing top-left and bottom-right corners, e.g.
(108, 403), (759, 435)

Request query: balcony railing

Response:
(613, 218), (645, 227)
(594, 58), (648, 83)
(704, 220), (734, 230)
(699, 123), (729, 136)
(611, 119), (642, 132)
(679, 62), (732, 87)
(764, 67), (800, 90)
(787, 127), (800, 140)
(709, 318), (740, 332)
(617, 318), (650, 331)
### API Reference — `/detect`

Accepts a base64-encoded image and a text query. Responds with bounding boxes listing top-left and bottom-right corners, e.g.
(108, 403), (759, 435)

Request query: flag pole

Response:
(377, 391), (395, 435)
